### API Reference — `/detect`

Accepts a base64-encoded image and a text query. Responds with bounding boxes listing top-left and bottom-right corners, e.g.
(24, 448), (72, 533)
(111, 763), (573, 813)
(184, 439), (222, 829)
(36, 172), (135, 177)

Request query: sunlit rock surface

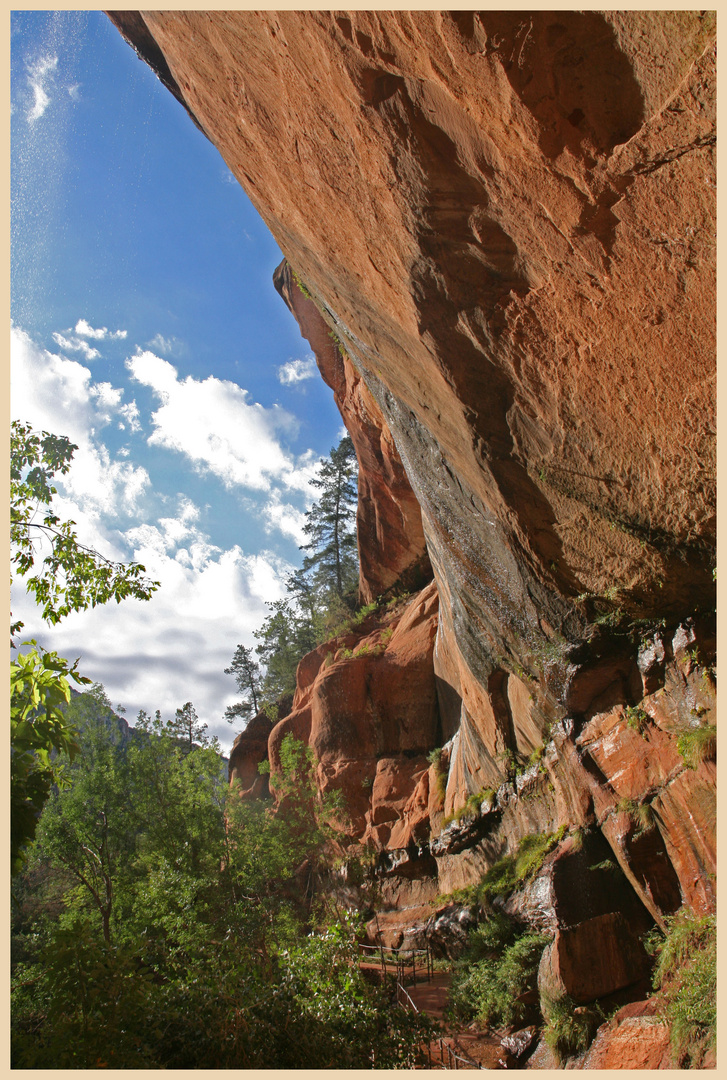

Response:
(110, 10), (716, 1047)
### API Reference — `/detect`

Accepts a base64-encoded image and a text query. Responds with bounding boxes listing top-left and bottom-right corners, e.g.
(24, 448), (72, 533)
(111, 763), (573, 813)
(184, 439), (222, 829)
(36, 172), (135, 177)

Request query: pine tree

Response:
(224, 645), (262, 728)
(167, 702), (211, 753)
(254, 599), (315, 703)
(300, 435), (358, 603)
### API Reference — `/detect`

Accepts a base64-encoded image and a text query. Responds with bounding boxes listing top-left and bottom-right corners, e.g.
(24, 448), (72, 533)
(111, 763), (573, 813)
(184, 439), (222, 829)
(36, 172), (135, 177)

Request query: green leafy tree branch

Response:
(10, 420), (161, 873)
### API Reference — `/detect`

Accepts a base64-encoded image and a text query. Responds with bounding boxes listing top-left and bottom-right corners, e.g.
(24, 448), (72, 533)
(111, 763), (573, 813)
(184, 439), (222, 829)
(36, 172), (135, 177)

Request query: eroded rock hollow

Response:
(109, 10), (716, 1047)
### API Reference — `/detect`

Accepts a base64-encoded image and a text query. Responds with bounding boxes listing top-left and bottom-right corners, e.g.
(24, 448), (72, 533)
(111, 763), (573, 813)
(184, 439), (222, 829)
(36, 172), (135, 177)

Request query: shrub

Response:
(427, 748), (447, 802)
(477, 827), (566, 903)
(647, 908), (716, 1067)
(588, 858), (621, 875)
(616, 797), (654, 836)
(449, 912), (549, 1029)
(291, 268), (312, 299)
(542, 993), (603, 1064)
(624, 706), (649, 736)
(676, 725), (716, 770)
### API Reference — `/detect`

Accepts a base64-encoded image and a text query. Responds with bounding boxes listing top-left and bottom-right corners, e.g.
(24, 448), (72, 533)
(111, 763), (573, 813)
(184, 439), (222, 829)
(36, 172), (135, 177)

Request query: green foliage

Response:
(224, 644), (261, 728)
(12, 722), (428, 1069)
(165, 700), (217, 753)
(300, 435), (358, 603)
(676, 724), (716, 769)
(427, 747), (448, 802)
(542, 993), (603, 1063)
(10, 644), (89, 874)
(351, 598), (379, 624)
(477, 827), (566, 903)
(616, 797), (654, 835)
(449, 911), (549, 1029)
(10, 421), (158, 874)
(291, 267), (312, 299)
(443, 787), (495, 827)
(646, 908), (716, 1067)
(254, 597), (316, 702)
(588, 858), (621, 875)
(11, 420), (158, 629)
(624, 706), (649, 736)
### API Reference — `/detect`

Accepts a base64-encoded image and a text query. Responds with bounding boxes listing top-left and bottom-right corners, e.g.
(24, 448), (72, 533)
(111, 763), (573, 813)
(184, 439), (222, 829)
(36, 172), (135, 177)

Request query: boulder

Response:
(580, 1000), (674, 1069)
(538, 911), (651, 1005)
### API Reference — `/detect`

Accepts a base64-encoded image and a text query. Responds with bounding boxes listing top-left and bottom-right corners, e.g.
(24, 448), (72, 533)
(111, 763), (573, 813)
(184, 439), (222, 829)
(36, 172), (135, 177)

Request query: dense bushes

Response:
(448, 911), (549, 1029)
(647, 908), (716, 1067)
(11, 703), (431, 1068)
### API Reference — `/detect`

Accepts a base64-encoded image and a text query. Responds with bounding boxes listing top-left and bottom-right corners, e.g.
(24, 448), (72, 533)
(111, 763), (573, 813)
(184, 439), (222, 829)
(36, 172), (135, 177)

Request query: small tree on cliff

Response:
(300, 435), (358, 604)
(224, 645), (262, 728)
(254, 599), (315, 704)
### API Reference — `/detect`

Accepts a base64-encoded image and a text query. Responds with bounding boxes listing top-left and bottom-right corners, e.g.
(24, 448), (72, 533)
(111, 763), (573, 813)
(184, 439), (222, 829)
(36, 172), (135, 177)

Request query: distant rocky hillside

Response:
(108, 12), (716, 1067)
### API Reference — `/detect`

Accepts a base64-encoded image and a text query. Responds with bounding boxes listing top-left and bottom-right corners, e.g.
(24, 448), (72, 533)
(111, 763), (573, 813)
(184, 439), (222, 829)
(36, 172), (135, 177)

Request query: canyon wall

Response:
(110, 10), (716, 1022)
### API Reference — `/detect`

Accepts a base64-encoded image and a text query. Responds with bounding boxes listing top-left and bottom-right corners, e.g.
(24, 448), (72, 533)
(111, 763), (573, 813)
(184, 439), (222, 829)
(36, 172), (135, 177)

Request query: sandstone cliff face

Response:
(111, 9), (716, 1030)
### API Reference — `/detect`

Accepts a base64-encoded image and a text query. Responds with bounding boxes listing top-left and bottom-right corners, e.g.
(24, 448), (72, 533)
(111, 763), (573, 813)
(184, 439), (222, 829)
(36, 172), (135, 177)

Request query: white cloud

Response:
(127, 350), (314, 494)
(75, 318), (127, 340)
(26, 54), (57, 122)
(68, 84), (81, 101)
(278, 355), (317, 385)
(262, 492), (308, 546)
(10, 326), (321, 753)
(11, 325), (150, 519)
(52, 331), (101, 361)
(147, 332), (174, 354)
(118, 400), (141, 433)
(13, 520), (293, 752)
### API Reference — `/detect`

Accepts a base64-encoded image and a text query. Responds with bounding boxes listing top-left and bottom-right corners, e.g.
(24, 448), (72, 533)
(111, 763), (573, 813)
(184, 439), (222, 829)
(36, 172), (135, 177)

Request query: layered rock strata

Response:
(114, 9), (716, 1046)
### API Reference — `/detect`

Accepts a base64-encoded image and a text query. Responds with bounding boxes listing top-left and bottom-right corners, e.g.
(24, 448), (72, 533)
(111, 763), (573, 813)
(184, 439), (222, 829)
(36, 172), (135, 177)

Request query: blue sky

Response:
(11, 10), (345, 751)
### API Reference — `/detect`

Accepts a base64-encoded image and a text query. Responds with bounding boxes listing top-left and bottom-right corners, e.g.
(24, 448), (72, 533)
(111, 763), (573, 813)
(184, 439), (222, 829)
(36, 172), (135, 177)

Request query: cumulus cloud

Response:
(14, 513), (293, 751)
(26, 54), (57, 122)
(127, 350), (315, 494)
(11, 325), (150, 519)
(118, 400), (142, 433)
(52, 331), (101, 361)
(14, 494), (291, 747)
(278, 356), (317, 385)
(10, 325), (321, 752)
(75, 318), (127, 340)
(262, 492), (308, 546)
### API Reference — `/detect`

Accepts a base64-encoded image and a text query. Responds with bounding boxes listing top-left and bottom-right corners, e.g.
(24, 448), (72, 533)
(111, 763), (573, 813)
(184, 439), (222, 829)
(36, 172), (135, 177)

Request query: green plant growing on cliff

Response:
(624, 705), (649, 736)
(645, 908), (716, 1067)
(616, 796), (655, 836)
(449, 911), (550, 1029)
(427, 747), (448, 802)
(676, 724), (716, 769)
(477, 826), (566, 903)
(541, 993), (604, 1064)
(291, 267), (312, 299)
(443, 787), (495, 828)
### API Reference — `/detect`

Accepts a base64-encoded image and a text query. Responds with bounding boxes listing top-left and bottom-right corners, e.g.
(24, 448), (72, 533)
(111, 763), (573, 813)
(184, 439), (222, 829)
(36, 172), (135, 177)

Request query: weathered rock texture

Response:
(110, 10), (716, 1052)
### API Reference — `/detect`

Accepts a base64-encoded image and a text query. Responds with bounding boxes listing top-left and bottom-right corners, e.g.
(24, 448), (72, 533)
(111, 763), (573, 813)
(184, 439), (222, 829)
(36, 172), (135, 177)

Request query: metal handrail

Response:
(358, 942), (430, 955)
(394, 979), (419, 1012)
(431, 1037), (486, 1071)
(358, 940), (434, 982)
